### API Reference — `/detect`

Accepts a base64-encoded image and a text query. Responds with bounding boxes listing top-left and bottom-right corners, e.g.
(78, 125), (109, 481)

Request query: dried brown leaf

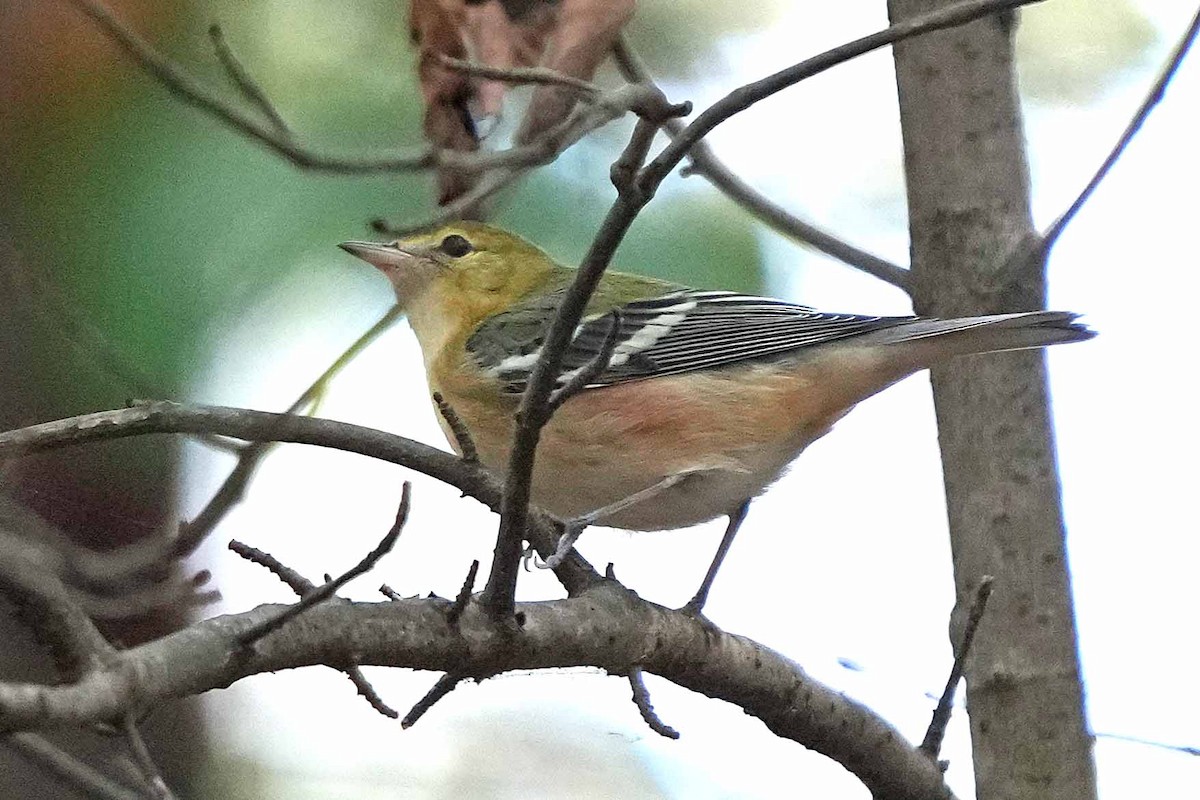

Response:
(407, 0), (636, 204)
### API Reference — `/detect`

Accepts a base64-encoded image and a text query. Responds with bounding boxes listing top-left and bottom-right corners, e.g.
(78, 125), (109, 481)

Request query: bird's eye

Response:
(438, 234), (473, 258)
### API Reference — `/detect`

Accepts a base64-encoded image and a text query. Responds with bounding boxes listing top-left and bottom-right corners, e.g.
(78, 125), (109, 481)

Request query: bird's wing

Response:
(468, 289), (915, 393)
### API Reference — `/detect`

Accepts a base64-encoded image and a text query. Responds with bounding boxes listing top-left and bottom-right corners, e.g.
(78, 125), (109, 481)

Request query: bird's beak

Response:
(338, 241), (417, 271)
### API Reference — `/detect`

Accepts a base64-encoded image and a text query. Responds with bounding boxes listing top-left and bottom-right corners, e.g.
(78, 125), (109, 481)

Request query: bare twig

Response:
(227, 540), (398, 717)
(920, 575), (995, 759)
(547, 310), (622, 411)
(0, 530), (114, 679)
(447, 560), (480, 626)
(343, 666), (400, 719)
(438, 54), (600, 96)
(11, 306), (404, 606)
(1038, 5), (1200, 255)
(371, 83), (664, 234)
(121, 716), (177, 800)
(610, 37), (911, 291)
(479, 86), (686, 622)
(432, 392), (478, 463)
(174, 305), (404, 564)
(66, 0), (428, 172)
(628, 667), (679, 739)
(1093, 732), (1200, 757)
(608, 117), (668, 198)
(235, 483), (411, 647)
(642, 0), (1045, 188)
(401, 673), (463, 729)
(65, 0), (661, 195)
(227, 540), (313, 595)
(207, 23), (291, 136)
(0, 401), (604, 595)
(373, 168), (517, 235)
(5, 733), (143, 800)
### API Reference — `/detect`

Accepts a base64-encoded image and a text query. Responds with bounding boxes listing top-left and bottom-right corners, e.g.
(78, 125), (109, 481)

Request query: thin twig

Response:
(207, 23), (291, 136)
(438, 54), (599, 96)
(121, 716), (177, 800)
(22, 306), (403, 603)
(172, 305), (404, 565)
(235, 483), (411, 647)
(5, 733), (144, 800)
(642, 0), (1045, 188)
(920, 575), (995, 759)
(432, 392), (478, 463)
(1093, 731), (1200, 757)
(401, 673), (462, 729)
(227, 541), (398, 717)
(1038, 5), (1200, 255)
(66, 0), (429, 172)
(0, 530), (114, 679)
(343, 666), (400, 719)
(67, 0), (656, 186)
(227, 540), (314, 595)
(373, 168), (517, 234)
(479, 86), (686, 622)
(610, 37), (911, 291)
(629, 666), (679, 739)
(371, 83), (662, 233)
(447, 560), (480, 626)
(608, 117), (669, 198)
(547, 310), (622, 411)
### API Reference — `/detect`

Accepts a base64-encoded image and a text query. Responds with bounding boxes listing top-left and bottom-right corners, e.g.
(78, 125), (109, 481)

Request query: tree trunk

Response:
(885, 4), (1097, 799)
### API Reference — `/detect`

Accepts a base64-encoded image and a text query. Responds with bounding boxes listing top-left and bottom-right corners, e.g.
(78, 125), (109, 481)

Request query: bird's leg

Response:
(681, 499), (752, 617)
(537, 473), (690, 569)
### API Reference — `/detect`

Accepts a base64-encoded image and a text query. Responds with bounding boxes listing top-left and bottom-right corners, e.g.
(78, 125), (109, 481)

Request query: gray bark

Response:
(885, 3), (1098, 798)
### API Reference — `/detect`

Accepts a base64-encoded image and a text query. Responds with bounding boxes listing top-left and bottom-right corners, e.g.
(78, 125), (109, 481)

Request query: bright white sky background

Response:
(183, 2), (1198, 797)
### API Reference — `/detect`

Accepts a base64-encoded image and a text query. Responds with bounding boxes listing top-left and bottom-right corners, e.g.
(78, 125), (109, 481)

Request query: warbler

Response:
(340, 222), (1093, 535)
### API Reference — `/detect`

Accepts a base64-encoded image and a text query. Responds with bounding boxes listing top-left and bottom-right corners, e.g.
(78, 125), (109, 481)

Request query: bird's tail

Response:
(855, 311), (1095, 362)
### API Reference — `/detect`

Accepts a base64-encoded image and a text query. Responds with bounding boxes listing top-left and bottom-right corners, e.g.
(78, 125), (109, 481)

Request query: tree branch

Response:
(920, 575), (994, 759)
(0, 402), (602, 597)
(437, 54), (600, 96)
(0, 526), (114, 680)
(228, 540), (399, 718)
(1038, 5), (1200, 255)
(0, 581), (957, 800)
(207, 23), (291, 137)
(235, 483), (410, 647)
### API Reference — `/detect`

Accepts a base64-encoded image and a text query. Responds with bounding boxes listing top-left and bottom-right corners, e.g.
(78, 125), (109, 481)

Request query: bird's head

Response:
(339, 222), (557, 317)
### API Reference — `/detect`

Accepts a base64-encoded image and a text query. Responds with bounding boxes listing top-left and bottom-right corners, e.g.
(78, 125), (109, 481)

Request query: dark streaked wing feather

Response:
(468, 289), (913, 393)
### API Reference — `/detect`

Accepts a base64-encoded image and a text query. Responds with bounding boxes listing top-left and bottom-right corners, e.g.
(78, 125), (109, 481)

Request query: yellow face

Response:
(339, 222), (556, 314)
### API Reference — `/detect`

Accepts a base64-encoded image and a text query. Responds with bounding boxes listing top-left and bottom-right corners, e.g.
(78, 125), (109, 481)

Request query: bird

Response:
(340, 222), (1092, 605)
